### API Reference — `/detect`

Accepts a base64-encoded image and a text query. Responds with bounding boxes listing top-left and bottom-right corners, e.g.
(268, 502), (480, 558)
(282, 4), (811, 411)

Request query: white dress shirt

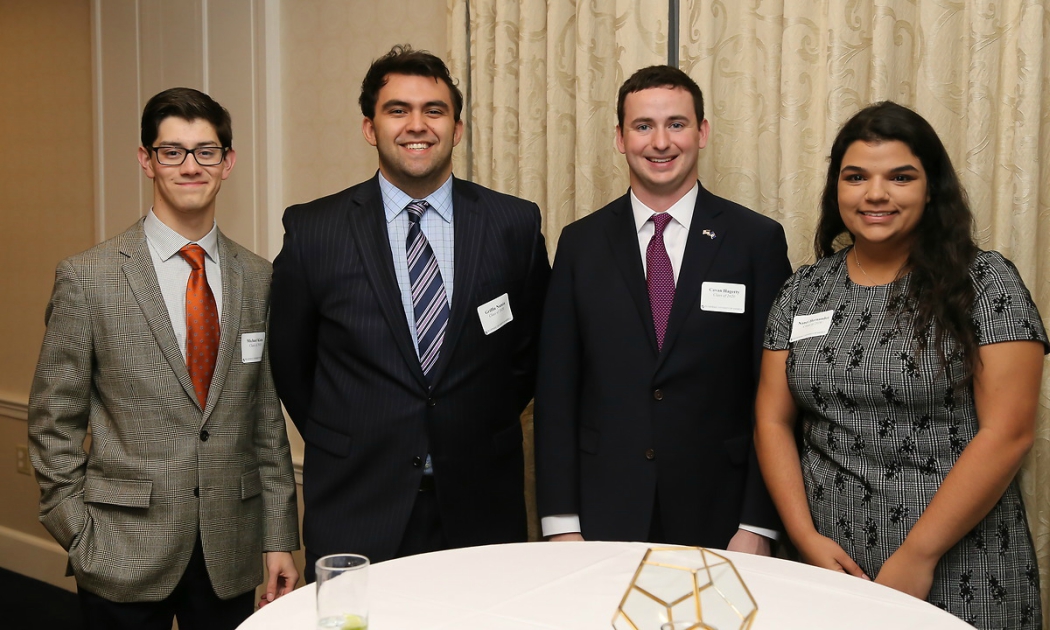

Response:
(143, 210), (222, 360)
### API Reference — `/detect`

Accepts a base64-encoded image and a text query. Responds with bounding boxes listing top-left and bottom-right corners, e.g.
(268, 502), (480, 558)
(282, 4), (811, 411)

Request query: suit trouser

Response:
(305, 476), (447, 582)
(77, 535), (254, 630)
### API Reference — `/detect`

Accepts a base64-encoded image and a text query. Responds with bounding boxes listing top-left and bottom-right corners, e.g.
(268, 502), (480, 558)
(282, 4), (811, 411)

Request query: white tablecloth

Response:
(238, 541), (971, 629)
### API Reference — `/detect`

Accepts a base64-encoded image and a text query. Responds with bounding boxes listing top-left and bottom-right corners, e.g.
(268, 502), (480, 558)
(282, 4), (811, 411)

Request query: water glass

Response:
(315, 553), (369, 629)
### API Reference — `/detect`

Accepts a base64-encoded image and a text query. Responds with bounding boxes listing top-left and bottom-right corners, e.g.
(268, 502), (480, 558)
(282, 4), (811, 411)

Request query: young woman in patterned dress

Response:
(754, 101), (1046, 628)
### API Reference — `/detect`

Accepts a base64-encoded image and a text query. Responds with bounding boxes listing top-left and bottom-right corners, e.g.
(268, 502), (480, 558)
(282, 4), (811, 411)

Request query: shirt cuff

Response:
(739, 523), (779, 540)
(541, 514), (581, 538)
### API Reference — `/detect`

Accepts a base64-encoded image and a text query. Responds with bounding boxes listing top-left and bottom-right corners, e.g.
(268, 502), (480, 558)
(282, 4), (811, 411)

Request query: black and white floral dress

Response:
(765, 247), (1046, 629)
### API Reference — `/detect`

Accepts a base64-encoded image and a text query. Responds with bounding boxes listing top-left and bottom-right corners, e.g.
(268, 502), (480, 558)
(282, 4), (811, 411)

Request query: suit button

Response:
(412, 456), (423, 467)
(427, 398), (436, 408)
(199, 430), (210, 442)
(193, 487), (200, 497)
(653, 389), (663, 400)
(645, 448), (656, 460)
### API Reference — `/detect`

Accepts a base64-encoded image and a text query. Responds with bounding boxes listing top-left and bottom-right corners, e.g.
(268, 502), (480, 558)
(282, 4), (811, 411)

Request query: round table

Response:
(238, 541), (971, 629)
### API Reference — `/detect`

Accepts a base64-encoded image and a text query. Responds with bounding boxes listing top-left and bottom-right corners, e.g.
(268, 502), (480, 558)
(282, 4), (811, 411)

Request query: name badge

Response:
(477, 293), (513, 335)
(700, 282), (746, 314)
(241, 332), (265, 363)
(790, 311), (835, 342)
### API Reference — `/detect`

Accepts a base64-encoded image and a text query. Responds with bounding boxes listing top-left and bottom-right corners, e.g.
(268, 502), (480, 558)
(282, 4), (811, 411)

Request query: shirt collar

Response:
(630, 182), (699, 234)
(379, 171), (455, 225)
(143, 209), (219, 262)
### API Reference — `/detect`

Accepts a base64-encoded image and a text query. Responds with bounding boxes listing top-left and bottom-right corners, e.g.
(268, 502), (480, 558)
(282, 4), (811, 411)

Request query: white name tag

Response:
(477, 293), (513, 335)
(700, 282), (746, 314)
(790, 311), (835, 342)
(241, 332), (265, 363)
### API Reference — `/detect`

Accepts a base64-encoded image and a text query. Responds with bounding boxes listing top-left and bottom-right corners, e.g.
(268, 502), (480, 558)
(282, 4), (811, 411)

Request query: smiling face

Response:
(137, 116), (235, 231)
(615, 86), (709, 211)
(837, 140), (928, 254)
(362, 73), (464, 199)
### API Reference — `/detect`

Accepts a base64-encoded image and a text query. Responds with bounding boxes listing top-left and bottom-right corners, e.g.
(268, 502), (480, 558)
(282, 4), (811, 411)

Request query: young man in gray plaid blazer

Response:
(28, 88), (299, 630)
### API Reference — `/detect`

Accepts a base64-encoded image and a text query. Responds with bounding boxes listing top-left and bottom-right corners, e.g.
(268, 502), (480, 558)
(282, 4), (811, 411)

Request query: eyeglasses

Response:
(149, 145), (229, 166)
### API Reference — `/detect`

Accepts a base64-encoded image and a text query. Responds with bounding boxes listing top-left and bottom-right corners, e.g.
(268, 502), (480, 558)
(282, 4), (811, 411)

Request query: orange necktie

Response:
(178, 244), (219, 409)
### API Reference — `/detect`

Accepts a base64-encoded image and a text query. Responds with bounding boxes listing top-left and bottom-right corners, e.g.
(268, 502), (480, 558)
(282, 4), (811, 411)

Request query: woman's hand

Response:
(795, 531), (869, 579)
(874, 547), (936, 600)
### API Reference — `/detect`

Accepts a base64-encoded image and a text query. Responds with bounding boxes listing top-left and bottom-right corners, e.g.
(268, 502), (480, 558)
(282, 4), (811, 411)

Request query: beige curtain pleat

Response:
(451, 6), (1050, 619)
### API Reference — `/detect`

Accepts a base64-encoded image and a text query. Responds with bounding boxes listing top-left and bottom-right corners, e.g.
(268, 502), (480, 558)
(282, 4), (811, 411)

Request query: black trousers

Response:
(305, 478), (447, 583)
(648, 492), (665, 544)
(78, 536), (254, 630)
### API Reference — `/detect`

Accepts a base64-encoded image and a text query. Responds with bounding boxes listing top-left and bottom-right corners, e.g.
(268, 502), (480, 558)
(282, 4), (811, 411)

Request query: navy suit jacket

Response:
(270, 174), (550, 562)
(534, 184), (790, 547)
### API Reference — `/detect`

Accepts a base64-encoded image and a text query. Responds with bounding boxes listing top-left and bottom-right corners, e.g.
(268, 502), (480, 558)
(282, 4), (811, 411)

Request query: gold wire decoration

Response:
(612, 547), (758, 630)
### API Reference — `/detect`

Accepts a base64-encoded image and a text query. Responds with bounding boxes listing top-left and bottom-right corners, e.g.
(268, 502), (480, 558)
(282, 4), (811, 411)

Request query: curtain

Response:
(447, 0), (666, 540)
(450, 4), (1050, 617)
(447, 0), (667, 254)
(680, 1), (1049, 622)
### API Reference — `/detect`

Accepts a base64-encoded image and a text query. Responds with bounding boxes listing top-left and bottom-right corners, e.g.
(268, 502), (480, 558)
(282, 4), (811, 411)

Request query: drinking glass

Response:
(315, 553), (369, 629)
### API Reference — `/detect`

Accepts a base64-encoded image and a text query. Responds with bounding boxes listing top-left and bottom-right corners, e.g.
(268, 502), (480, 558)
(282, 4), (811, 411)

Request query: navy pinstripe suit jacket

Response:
(270, 174), (550, 562)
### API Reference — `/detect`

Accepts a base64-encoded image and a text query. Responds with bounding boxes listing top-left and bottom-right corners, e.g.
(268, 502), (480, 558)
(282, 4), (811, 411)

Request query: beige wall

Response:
(0, 0), (448, 592)
(0, 0), (93, 589)
(0, 0), (94, 405)
(282, 1), (448, 207)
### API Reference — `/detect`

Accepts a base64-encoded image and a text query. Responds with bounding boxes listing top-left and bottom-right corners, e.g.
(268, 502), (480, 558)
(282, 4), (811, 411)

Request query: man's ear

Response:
(452, 119), (464, 147)
(137, 146), (156, 179)
(362, 118), (378, 147)
(220, 148), (237, 181)
(697, 118), (711, 150)
(615, 126), (626, 155)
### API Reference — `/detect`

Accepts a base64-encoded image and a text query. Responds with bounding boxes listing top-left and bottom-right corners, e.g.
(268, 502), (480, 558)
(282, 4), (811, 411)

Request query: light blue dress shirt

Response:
(379, 172), (455, 356)
(379, 172), (455, 476)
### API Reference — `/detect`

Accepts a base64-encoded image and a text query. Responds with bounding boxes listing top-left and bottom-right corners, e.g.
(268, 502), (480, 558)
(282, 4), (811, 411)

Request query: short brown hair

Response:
(617, 66), (704, 129)
(140, 87), (232, 148)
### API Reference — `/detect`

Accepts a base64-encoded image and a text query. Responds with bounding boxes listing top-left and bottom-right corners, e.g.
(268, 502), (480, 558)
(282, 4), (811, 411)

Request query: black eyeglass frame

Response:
(148, 145), (230, 166)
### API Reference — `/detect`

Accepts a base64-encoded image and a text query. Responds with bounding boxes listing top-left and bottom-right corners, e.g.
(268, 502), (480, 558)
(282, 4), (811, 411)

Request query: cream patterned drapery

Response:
(447, 0), (668, 253)
(450, 1), (1050, 621)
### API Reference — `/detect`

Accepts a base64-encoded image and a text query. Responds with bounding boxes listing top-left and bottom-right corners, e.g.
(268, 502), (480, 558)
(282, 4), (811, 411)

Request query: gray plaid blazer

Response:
(28, 219), (299, 603)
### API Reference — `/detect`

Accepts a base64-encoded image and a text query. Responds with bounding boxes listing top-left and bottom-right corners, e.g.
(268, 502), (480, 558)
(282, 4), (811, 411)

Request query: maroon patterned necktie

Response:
(647, 213), (675, 350)
(178, 244), (219, 408)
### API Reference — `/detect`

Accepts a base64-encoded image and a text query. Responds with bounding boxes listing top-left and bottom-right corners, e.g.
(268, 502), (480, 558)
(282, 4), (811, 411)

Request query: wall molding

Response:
(0, 396), (27, 422)
(0, 525), (75, 592)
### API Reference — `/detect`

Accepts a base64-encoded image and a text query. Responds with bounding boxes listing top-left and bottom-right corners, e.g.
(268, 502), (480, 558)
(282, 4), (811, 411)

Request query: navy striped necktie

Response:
(406, 200), (450, 382)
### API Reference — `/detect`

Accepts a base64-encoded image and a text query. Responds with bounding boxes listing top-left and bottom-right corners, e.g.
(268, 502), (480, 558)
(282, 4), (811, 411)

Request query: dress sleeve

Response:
(763, 270), (803, 351)
(970, 250), (1049, 353)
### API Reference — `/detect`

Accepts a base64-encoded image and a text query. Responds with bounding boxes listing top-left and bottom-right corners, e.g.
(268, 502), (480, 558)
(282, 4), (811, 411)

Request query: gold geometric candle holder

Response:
(612, 547), (758, 630)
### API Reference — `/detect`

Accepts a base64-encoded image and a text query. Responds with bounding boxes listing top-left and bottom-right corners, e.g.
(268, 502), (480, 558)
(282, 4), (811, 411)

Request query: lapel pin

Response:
(702, 229), (716, 239)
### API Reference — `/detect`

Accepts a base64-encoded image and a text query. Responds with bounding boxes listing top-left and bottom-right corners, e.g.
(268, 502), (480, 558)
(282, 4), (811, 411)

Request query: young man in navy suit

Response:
(270, 46), (550, 575)
(534, 66), (791, 553)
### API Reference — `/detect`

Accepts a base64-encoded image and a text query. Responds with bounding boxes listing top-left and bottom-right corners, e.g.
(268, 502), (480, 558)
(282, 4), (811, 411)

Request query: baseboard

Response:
(0, 524), (76, 592)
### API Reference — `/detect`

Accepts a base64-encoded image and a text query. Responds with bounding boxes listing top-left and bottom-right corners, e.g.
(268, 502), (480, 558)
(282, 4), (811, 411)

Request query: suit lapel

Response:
(657, 184), (728, 367)
(119, 221), (200, 407)
(347, 178), (429, 390)
(203, 232), (242, 421)
(604, 194), (660, 355)
(427, 177), (486, 386)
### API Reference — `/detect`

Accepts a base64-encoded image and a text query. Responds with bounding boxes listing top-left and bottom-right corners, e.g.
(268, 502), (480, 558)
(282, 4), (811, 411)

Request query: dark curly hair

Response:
(815, 101), (979, 374)
(359, 44), (463, 121)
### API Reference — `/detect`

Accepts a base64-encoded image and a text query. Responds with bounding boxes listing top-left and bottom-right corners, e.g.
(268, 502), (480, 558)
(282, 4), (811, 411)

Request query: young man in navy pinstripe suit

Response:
(270, 45), (550, 576)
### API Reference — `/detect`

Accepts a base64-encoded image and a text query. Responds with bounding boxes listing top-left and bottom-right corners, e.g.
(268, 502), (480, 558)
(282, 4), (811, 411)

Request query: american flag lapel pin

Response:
(702, 229), (716, 239)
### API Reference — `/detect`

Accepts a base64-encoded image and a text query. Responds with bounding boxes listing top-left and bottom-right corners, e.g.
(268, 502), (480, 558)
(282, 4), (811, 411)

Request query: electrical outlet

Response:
(16, 445), (32, 475)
